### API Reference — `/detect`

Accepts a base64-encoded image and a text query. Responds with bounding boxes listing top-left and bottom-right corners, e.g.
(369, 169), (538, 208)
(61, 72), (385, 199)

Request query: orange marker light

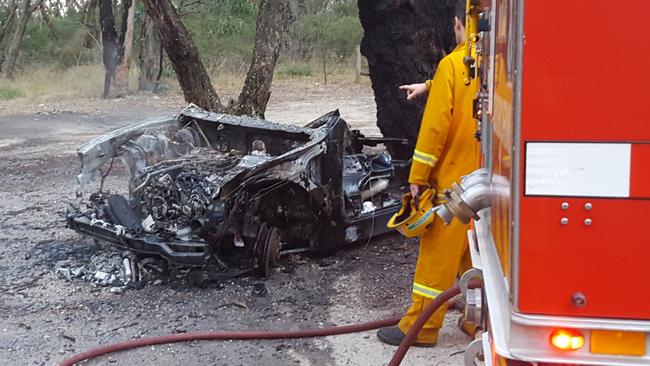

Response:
(550, 329), (585, 351)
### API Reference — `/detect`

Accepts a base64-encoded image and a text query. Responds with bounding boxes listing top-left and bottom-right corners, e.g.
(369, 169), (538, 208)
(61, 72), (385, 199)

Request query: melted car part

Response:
(103, 194), (142, 232)
(132, 154), (240, 239)
(67, 105), (405, 275)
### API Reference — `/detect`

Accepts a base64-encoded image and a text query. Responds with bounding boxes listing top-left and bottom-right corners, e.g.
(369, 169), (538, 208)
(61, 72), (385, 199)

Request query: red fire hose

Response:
(59, 280), (482, 366)
(388, 279), (482, 366)
(58, 317), (400, 366)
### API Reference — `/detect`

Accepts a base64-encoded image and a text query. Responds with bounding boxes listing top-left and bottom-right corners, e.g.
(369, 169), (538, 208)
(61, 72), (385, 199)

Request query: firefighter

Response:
(377, 0), (480, 347)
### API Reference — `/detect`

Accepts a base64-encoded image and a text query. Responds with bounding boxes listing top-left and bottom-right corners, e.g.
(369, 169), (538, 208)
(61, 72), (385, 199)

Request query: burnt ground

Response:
(0, 83), (469, 365)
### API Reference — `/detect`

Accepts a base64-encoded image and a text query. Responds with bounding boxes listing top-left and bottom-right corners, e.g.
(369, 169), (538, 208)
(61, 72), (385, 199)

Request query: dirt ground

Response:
(0, 80), (470, 365)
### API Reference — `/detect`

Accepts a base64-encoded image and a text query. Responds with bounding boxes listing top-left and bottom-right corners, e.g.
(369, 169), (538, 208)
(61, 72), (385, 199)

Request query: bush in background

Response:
(0, 0), (365, 98)
(277, 63), (313, 77)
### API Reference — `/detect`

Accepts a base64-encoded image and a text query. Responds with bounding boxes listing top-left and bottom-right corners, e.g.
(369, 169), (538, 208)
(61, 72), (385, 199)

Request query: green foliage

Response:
(0, 85), (23, 100)
(277, 63), (313, 77)
(292, 0), (362, 58)
(21, 15), (100, 69)
(8, 0), (363, 75)
(182, 0), (257, 69)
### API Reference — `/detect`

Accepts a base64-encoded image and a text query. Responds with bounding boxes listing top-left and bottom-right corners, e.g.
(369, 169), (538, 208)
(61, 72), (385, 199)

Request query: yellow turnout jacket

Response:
(409, 43), (480, 192)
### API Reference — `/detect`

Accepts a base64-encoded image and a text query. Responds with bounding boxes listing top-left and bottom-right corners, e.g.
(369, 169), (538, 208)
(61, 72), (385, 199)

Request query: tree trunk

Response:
(355, 44), (362, 84)
(358, 0), (455, 160)
(116, 0), (132, 60)
(321, 46), (327, 85)
(233, 0), (294, 118)
(3, 0), (43, 78)
(98, 0), (117, 97)
(141, 0), (223, 111)
(0, 0), (18, 45)
(40, 3), (59, 40)
(82, 0), (100, 48)
(0, 0), (18, 71)
(137, 12), (161, 91)
(112, 0), (134, 96)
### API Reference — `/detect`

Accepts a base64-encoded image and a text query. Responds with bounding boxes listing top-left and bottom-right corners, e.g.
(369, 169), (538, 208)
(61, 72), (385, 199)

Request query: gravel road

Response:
(0, 82), (469, 365)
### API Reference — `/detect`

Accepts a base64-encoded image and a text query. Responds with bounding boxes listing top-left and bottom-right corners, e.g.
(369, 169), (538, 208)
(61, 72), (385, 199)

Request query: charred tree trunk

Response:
(112, 0), (134, 96)
(82, 0), (100, 48)
(116, 0), (132, 59)
(141, 0), (223, 111)
(3, 0), (43, 78)
(233, 0), (294, 118)
(98, 0), (117, 97)
(137, 12), (161, 91)
(358, 0), (456, 160)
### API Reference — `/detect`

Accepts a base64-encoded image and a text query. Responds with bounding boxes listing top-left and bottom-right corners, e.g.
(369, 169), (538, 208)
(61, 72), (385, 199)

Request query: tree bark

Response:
(0, 0), (18, 71)
(0, 0), (18, 45)
(40, 3), (59, 40)
(137, 12), (161, 91)
(358, 0), (456, 160)
(116, 0), (132, 61)
(98, 0), (117, 97)
(141, 0), (223, 111)
(3, 0), (43, 78)
(112, 0), (134, 96)
(233, 0), (294, 118)
(82, 0), (99, 48)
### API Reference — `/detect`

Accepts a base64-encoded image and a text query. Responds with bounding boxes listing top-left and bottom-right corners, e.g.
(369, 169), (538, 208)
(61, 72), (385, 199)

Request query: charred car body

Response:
(67, 105), (408, 277)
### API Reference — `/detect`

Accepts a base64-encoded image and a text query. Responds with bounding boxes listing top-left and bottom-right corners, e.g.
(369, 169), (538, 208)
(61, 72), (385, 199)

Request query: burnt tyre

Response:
(254, 223), (282, 278)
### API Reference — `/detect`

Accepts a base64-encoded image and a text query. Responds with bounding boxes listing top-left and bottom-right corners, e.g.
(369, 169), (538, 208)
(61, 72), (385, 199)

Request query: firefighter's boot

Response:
(376, 326), (437, 347)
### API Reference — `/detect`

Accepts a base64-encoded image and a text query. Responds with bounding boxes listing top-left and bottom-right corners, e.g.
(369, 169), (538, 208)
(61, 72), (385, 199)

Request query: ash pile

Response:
(54, 248), (161, 293)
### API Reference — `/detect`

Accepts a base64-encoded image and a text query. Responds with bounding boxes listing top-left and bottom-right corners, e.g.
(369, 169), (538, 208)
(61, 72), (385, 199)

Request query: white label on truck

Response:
(525, 142), (631, 197)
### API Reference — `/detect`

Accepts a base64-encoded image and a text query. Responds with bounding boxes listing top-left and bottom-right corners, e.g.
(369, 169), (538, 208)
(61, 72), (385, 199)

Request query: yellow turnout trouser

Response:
(397, 216), (470, 343)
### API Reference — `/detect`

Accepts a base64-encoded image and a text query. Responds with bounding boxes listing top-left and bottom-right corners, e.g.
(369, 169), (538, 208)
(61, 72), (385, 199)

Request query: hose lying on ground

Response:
(59, 281), (482, 366)
(59, 316), (400, 366)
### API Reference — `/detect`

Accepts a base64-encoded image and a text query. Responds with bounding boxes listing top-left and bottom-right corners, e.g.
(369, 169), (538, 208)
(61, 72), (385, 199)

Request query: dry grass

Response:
(273, 60), (364, 85)
(3, 65), (104, 99)
(208, 61), (366, 98)
(0, 61), (367, 103)
(0, 65), (143, 100)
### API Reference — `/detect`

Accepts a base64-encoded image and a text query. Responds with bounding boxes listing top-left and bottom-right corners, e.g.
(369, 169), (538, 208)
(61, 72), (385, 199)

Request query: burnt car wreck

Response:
(67, 105), (408, 278)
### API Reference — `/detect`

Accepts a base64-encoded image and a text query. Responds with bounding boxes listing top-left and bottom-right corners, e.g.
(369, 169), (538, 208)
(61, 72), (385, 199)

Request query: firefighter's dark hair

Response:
(455, 0), (466, 25)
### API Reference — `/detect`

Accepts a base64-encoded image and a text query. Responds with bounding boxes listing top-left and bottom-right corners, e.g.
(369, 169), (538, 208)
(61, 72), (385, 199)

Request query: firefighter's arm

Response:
(408, 57), (454, 186)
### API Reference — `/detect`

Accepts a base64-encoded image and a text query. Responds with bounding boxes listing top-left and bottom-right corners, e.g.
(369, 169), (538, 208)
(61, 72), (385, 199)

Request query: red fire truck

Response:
(437, 1), (650, 365)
